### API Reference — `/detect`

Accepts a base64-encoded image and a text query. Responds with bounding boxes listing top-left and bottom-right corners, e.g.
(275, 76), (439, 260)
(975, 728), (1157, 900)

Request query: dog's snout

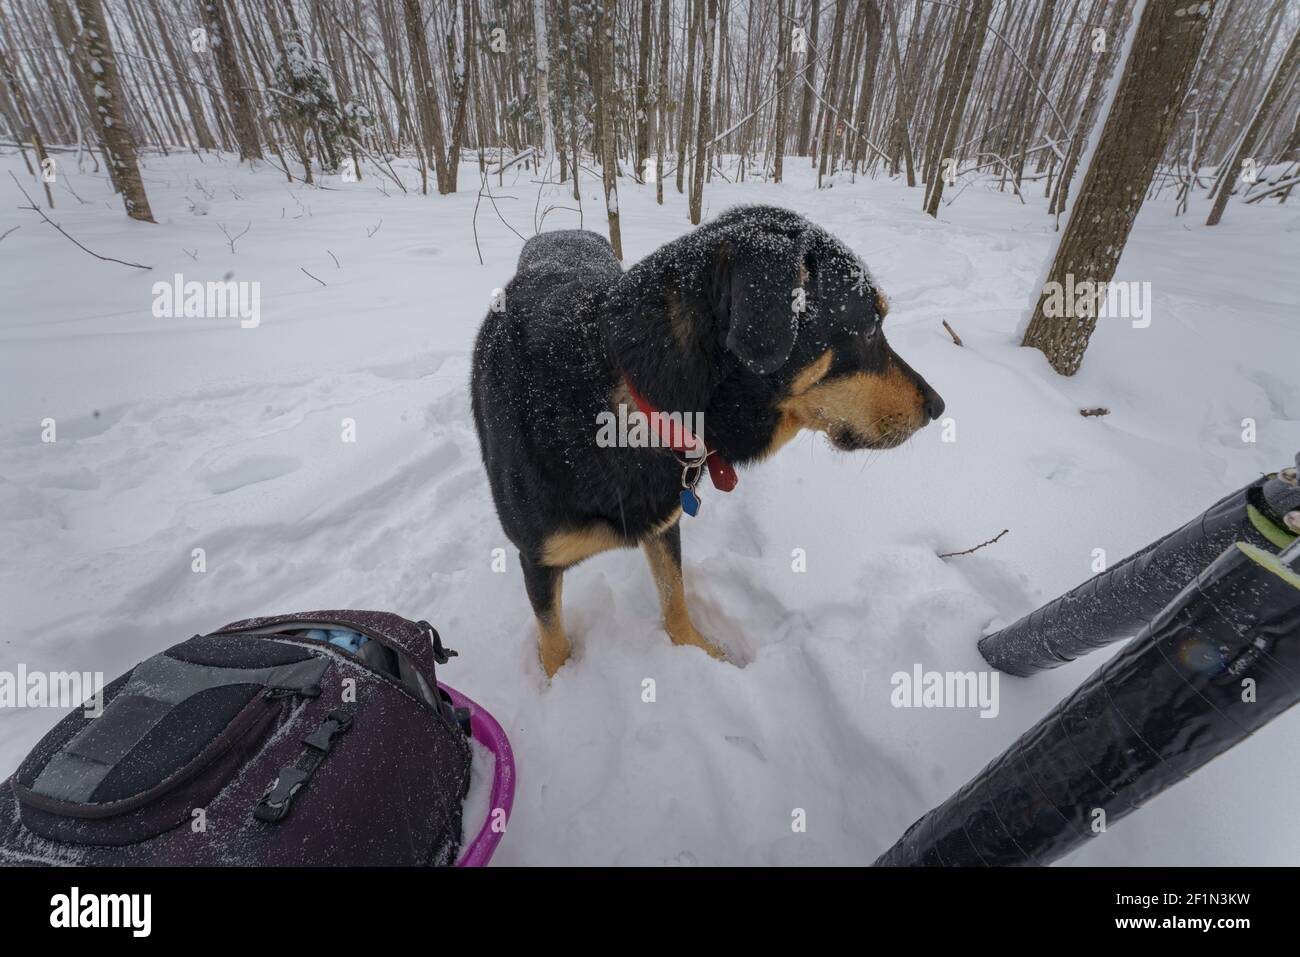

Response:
(922, 385), (945, 422)
(886, 348), (943, 425)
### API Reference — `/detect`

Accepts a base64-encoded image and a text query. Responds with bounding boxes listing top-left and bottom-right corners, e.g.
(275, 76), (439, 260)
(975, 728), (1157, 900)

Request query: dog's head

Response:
(710, 207), (943, 455)
(612, 205), (944, 460)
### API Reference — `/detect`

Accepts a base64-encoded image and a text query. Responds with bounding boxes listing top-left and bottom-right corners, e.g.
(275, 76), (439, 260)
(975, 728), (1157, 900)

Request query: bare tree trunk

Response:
(883, 0), (915, 185)
(1023, 0), (1215, 375)
(814, 0), (848, 187)
(773, 0), (794, 181)
(677, 0), (700, 194)
(443, 0), (474, 193)
(657, 0), (669, 203)
(0, 46), (54, 206)
(151, 2), (216, 150)
(796, 0), (820, 155)
(72, 0), (154, 221)
(202, 0), (261, 160)
(596, 0), (622, 257)
(1206, 22), (1300, 224)
(636, 0), (652, 180)
(533, 0), (556, 162)
(707, 0), (727, 184)
(403, 0), (449, 193)
(690, 0), (717, 224)
(829, 0), (868, 177)
(851, 1), (883, 174)
(563, 12), (581, 201)
(923, 0), (992, 216)
(1051, 0), (1129, 219)
(48, 0), (117, 191)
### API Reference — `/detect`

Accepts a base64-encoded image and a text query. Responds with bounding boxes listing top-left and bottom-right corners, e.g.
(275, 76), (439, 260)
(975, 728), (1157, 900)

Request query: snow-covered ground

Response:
(1, 150), (1297, 865)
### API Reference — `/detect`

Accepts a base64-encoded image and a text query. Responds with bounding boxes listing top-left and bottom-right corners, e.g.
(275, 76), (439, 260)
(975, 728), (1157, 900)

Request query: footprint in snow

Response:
(200, 454), (302, 494)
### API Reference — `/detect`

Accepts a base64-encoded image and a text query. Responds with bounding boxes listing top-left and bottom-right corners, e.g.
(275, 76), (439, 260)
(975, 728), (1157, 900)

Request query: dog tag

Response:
(680, 487), (701, 517)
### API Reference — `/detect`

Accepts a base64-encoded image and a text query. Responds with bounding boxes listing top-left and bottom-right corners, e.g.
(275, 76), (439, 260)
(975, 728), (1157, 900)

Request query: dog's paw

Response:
(540, 646), (571, 679)
(668, 625), (730, 663)
(698, 637), (729, 662)
(537, 628), (572, 680)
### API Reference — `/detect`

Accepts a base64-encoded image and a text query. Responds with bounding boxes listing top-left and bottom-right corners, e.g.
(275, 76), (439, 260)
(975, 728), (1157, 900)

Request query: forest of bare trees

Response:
(1, 0), (1297, 372)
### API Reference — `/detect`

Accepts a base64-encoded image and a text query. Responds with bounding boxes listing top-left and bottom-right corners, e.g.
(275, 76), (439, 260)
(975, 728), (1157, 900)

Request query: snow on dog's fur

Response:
(471, 206), (944, 677)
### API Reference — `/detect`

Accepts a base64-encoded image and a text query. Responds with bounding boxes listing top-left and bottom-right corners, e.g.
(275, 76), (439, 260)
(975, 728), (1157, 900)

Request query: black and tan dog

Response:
(471, 206), (943, 677)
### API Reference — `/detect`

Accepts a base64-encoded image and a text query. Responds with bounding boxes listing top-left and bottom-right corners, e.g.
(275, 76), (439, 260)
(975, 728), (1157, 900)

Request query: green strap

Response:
(1246, 502), (1297, 550)
(1236, 541), (1300, 591)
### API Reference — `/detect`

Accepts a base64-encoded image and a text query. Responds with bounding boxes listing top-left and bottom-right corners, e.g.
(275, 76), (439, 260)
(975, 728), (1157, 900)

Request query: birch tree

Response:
(595, 0), (622, 258)
(533, 0), (556, 163)
(690, 0), (718, 224)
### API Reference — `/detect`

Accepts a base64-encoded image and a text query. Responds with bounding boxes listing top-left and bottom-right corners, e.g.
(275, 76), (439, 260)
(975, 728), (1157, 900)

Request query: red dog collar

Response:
(623, 378), (738, 493)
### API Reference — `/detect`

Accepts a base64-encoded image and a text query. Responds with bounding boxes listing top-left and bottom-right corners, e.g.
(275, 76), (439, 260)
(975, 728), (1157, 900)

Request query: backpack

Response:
(0, 610), (485, 866)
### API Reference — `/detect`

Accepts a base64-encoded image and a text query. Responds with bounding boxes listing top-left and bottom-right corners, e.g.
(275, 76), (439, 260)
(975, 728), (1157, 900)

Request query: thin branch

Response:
(218, 221), (251, 253)
(9, 172), (150, 269)
(477, 167), (526, 243)
(1244, 174), (1300, 203)
(938, 529), (1009, 559)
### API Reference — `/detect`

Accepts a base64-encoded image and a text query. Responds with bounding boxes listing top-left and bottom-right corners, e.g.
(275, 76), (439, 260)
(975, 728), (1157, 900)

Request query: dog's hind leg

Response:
(522, 555), (570, 678)
(642, 522), (725, 661)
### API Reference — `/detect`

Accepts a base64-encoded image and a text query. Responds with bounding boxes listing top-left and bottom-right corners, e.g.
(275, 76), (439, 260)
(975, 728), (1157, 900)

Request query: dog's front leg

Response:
(642, 522), (725, 661)
(521, 555), (570, 678)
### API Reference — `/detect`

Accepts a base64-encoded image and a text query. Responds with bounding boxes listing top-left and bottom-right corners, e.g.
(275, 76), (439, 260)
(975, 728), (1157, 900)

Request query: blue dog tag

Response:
(680, 487), (701, 517)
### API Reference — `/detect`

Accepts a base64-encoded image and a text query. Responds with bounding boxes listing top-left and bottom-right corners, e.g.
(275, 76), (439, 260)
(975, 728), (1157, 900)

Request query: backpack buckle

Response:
(254, 766), (311, 822)
(302, 710), (353, 752)
(254, 711), (354, 824)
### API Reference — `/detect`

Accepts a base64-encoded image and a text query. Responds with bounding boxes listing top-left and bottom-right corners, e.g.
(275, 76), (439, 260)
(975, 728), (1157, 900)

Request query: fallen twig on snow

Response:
(219, 220), (250, 253)
(1244, 175), (1300, 204)
(10, 172), (151, 269)
(939, 529), (1009, 559)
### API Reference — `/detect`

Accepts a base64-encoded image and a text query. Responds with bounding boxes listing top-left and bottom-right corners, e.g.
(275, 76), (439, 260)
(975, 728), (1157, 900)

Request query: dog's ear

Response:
(713, 232), (803, 375)
(803, 232), (879, 327)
